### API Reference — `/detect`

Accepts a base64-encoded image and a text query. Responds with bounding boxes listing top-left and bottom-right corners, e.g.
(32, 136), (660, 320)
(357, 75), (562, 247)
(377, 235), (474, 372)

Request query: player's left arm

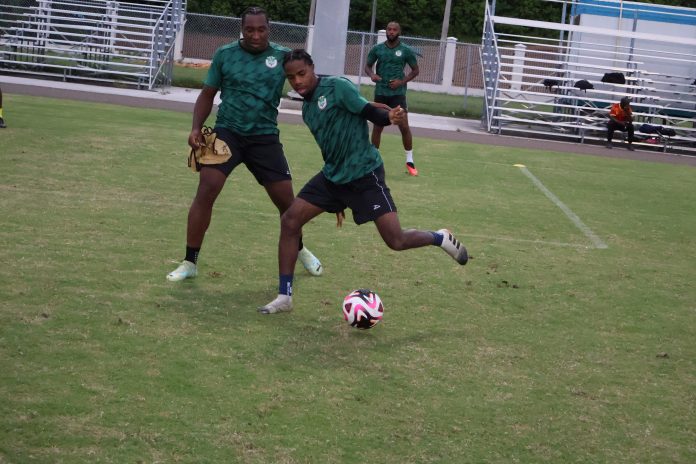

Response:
(360, 103), (405, 126)
(402, 63), (419, 84)
(334, 77), (402, 126)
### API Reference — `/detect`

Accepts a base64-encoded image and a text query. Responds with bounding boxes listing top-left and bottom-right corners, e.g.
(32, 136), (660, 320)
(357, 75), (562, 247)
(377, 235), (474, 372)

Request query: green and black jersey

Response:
(301, 77), (383, 184)
(204, 41), (290, 136)
(366, 41), (418, 97)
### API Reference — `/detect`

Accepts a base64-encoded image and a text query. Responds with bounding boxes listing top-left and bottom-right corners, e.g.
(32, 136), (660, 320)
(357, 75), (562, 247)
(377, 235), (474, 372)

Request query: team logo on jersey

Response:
(395, 50), (403, 57)
(318, 96), (327, 110)
(265, 56), (278, 68)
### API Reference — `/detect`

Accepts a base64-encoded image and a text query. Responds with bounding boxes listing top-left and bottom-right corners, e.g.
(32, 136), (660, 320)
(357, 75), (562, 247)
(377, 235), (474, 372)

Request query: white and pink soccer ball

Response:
(342, 289), (384, 329)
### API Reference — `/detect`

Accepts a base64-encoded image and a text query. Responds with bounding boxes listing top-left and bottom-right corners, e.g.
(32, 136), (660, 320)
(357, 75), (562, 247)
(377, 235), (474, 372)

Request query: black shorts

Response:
(374, 94), (408, 111)
(298, 164), (397, 225)
(203, 127), (291, 185)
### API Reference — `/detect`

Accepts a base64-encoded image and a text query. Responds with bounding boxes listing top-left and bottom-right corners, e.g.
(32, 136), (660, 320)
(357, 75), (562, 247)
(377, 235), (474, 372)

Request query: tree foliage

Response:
(186, 0), (696, 41)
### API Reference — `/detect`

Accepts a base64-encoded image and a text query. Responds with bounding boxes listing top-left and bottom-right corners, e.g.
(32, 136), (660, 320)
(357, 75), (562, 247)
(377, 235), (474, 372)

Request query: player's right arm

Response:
(364, 48), (381, 82)
(189, 85), (218, 149)
(365, 66), (381, 83)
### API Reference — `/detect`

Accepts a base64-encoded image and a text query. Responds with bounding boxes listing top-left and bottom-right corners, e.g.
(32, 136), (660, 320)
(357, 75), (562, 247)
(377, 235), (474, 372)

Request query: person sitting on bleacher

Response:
(606, 96), (634, 151)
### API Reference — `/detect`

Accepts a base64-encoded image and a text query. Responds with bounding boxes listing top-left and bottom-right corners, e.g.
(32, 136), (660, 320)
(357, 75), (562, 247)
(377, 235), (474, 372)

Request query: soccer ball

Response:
(342, 289), (384, 330)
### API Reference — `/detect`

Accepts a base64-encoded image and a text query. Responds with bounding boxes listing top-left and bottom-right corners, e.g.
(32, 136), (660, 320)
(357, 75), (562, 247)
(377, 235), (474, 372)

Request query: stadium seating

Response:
(0, 0), (185, 90)
(481, 2), (696, 154)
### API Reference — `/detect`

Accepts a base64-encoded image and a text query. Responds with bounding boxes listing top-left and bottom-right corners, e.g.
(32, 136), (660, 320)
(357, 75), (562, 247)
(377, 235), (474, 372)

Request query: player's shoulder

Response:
(322, 76), (354, 90)
(215, 41), (240, 54)
(269, 42), (291, 54)
(399, 42), (418, 54)
(212, 41), (241, 59)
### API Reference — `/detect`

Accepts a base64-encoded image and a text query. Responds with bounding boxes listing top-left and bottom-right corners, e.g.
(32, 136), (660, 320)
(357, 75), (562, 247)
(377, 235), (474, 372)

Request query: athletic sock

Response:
(185, 246), (200, 264)
(430, 231), (444, 246)
(279, 274), (294, 296)
(405, 150), (414, 164)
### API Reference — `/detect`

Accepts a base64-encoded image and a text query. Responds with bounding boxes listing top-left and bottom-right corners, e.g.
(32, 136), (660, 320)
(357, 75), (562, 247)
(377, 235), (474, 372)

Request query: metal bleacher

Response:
(481, 0), (696, 155)
(0, 0), (185, 90)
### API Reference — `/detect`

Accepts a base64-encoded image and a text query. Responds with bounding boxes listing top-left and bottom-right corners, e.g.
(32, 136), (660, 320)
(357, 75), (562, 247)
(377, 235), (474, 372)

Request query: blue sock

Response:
(430, 231), (444, 246)
(279, 274), (293, 296)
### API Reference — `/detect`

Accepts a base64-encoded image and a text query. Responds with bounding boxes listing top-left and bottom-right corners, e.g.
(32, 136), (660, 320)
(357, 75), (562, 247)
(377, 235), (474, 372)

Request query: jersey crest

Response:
(265, 56), (278, 68)
(395, 50), (402, 57)
(317, 95), (327, 110)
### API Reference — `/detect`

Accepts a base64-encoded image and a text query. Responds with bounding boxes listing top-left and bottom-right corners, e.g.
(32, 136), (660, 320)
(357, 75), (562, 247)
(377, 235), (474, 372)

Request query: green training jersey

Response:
(204, 41), (290, 136)
(366, 41), (418, 97)
(302, 76), (383, 184)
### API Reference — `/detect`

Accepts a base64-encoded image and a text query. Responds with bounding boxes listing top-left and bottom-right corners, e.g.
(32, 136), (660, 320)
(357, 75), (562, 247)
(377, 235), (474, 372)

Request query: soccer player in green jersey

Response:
(167, 7), (322, 282)
(258, 50), (468, 314)
(364, 22), (420, 176)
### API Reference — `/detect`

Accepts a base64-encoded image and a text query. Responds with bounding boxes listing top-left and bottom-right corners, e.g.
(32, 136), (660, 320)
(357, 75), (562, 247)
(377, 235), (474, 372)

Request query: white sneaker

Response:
(438, 229), (468, 265)
(258, 294), (293, 314)
(298, 247), (323, 276)
(166, 260), (197, 281)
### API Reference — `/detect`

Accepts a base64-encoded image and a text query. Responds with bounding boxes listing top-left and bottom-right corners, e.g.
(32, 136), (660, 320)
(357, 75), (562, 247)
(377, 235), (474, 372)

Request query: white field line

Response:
(514, 164), (608, 250)
(464, 233), (590, 249)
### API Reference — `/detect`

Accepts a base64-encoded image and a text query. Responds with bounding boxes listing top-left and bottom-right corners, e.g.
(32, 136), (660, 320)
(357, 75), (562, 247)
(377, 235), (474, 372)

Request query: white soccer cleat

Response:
(166, 260), (198, 281)
(438, 229), (468, 265)
(258, 294), (293, 314)
(298, 247), (323, 276)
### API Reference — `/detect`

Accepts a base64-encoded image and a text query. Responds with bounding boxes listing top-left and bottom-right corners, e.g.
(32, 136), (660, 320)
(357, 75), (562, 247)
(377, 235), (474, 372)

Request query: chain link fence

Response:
(182, 12), (483, 93)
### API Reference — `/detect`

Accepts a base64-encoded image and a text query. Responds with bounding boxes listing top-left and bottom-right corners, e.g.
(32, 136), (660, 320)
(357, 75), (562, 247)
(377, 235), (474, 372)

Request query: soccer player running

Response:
(364, 21), (420, 176)
(258, 50), (468, 314)
(167, 7), (322, 281)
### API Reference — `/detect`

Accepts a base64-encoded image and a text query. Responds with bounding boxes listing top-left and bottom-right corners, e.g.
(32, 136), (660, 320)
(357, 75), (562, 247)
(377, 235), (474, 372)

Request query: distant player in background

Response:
(0, 86), (6, 128)
(167, 6), (322, 282)
(606, 96), (635, 151)
(364, 21), (420, 176)
(258, 50), (468, 314)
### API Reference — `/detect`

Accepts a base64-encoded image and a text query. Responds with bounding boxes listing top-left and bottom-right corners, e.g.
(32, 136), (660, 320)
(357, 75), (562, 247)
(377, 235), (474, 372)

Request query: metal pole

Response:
(559, 0), (566, 46)
(369, 0), (377, 50)
(357, 33), (366, 89)
(309, 0), (317, 25)
(463, 44), (473, 112)
(370, 0), (377, 34)
(436, 0), (452, 83)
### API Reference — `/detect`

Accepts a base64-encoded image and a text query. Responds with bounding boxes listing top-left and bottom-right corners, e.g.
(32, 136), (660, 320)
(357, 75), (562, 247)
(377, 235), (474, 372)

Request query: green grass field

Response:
(1, 94), (695, 463)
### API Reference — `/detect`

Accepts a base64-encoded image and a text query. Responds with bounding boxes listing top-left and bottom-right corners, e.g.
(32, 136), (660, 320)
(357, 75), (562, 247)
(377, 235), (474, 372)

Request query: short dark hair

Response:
(241, 6), (269, 25)
(283, 49), (313, 67)
(620, 96), (631, 106)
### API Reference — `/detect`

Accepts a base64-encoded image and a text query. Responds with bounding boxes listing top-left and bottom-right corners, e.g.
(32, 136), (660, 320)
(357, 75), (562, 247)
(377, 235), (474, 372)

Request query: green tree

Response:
(186, 0), (696, 40)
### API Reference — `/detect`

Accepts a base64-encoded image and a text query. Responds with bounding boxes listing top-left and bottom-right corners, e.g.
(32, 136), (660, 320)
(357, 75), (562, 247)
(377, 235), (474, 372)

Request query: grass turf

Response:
(0, 94), (695, 463)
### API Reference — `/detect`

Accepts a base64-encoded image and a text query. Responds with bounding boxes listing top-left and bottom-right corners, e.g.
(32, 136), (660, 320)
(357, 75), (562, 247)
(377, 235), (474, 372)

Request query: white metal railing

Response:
(481, 0), (502, 132)
(0, 0), (185, 89)
(480, 0), (696, 154)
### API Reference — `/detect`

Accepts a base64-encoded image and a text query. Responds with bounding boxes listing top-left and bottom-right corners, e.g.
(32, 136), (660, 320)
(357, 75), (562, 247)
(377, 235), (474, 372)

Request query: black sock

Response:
(185, 246), (200, 264)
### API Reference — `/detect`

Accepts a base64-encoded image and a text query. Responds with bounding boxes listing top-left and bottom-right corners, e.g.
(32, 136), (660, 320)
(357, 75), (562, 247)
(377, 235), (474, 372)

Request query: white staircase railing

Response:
(0, 0), (186, 90)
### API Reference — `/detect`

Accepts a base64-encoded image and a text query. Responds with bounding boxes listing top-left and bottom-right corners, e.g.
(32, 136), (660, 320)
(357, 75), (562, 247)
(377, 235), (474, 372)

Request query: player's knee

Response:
(280, 211), (302, 235)
(383, 233), (406, 251)
(194, 183), (222, 206)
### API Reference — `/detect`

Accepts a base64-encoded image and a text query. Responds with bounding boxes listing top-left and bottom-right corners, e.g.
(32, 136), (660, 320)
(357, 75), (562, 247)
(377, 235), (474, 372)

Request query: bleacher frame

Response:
(481, 0), (696, 155)
(0, 0), (186, 90)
